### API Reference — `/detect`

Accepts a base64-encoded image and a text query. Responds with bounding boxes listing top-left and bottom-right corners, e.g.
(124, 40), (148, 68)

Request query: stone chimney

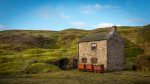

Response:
(112, 25), (117, 32)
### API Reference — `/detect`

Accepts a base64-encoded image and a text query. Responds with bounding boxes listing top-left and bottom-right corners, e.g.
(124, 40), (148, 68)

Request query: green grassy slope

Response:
(0, 25), (150, 74)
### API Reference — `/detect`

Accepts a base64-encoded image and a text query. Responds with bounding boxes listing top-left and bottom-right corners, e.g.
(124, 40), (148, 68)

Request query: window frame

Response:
(91, 43), (97, 51)
(82, 58), (87, 63)
(91, 57), (97, 64)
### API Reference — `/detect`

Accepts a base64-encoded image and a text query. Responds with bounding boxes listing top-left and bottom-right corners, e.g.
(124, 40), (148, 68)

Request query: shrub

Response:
(33, 35), (57, 48)
(24, 49), (46, 54)
(137, 24), (150, 43)
(0, 56), (14, 63)
(136, 54), (150, 71)
(0, 62), (19, 75)
(25, 63), (60, 74)
(124, 39), (144, 58)
(0, 49), (15, 55)
(124, 38), (144, 70)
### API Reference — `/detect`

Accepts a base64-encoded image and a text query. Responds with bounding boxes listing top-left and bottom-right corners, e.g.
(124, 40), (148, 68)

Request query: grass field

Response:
(0, 70), (150, 84)
(0, 25), (150, 84)
(1, 26), (149, 75)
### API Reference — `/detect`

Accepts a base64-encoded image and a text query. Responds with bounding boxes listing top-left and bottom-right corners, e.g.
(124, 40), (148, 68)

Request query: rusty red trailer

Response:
(93, 64), (104, 73)
(78, 64), (85, 71)
(85, 64), (94, 71)
(78, 64), (104, 73)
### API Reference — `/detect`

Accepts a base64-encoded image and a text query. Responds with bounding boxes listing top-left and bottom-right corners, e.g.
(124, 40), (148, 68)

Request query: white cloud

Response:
(94, 23), (114, 28)
(94, 4), (101, 9)
(59, 11), (71, 19)
(81, 4), (118, 14)
(35, 6), (71, 20)
(34, 6), (54, 21)
(82, 4), (101, 14)
(0, 24), (7, 30)
(71, 21), (86, 28)
(125, 18), (144, 22)
(70, 22), (120, 29)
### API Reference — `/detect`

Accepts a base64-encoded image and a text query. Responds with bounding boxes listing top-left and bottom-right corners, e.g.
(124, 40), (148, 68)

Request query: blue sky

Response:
(0, 0), (149, 30)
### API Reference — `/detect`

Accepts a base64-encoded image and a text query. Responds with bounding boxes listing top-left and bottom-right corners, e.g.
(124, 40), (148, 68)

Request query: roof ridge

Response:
(79, 32), (112, 42)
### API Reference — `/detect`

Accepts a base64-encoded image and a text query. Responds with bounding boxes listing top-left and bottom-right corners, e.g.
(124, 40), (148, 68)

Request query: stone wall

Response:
(78, 40), (108, 69)
(107, 32), (124, 71)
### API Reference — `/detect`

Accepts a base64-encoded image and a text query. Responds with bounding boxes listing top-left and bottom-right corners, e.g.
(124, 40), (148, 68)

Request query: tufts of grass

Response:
(0, 62), (20, 75)
(25, 63), (60, 74)
(0, 70), (150, 84)
(136, 54), (150, 71)
(23, 49), (47, 54)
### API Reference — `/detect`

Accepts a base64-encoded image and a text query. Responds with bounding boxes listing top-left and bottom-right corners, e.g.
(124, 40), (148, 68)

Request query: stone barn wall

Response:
(107, 32), (124, 71)
(78, 40), (108, 69)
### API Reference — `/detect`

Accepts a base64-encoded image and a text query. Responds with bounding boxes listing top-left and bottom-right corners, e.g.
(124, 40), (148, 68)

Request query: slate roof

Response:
(79, 32), (113, 42)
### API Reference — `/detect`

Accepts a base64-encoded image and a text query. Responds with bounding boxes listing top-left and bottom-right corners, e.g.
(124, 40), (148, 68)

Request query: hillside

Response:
(0, 25), (150, 74)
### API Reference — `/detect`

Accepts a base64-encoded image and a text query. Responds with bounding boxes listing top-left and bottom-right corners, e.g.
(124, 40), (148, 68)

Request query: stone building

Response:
(78, 26), (124, 71)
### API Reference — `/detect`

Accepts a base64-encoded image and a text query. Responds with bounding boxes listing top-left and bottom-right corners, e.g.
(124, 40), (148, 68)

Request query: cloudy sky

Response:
(0, 0), (149, 30)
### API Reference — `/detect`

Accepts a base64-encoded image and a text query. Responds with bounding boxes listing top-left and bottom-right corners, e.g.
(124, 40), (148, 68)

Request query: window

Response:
(82, 58), (87, 63)
(91, 43), (97, 50)
(91, 57), (97, 64)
